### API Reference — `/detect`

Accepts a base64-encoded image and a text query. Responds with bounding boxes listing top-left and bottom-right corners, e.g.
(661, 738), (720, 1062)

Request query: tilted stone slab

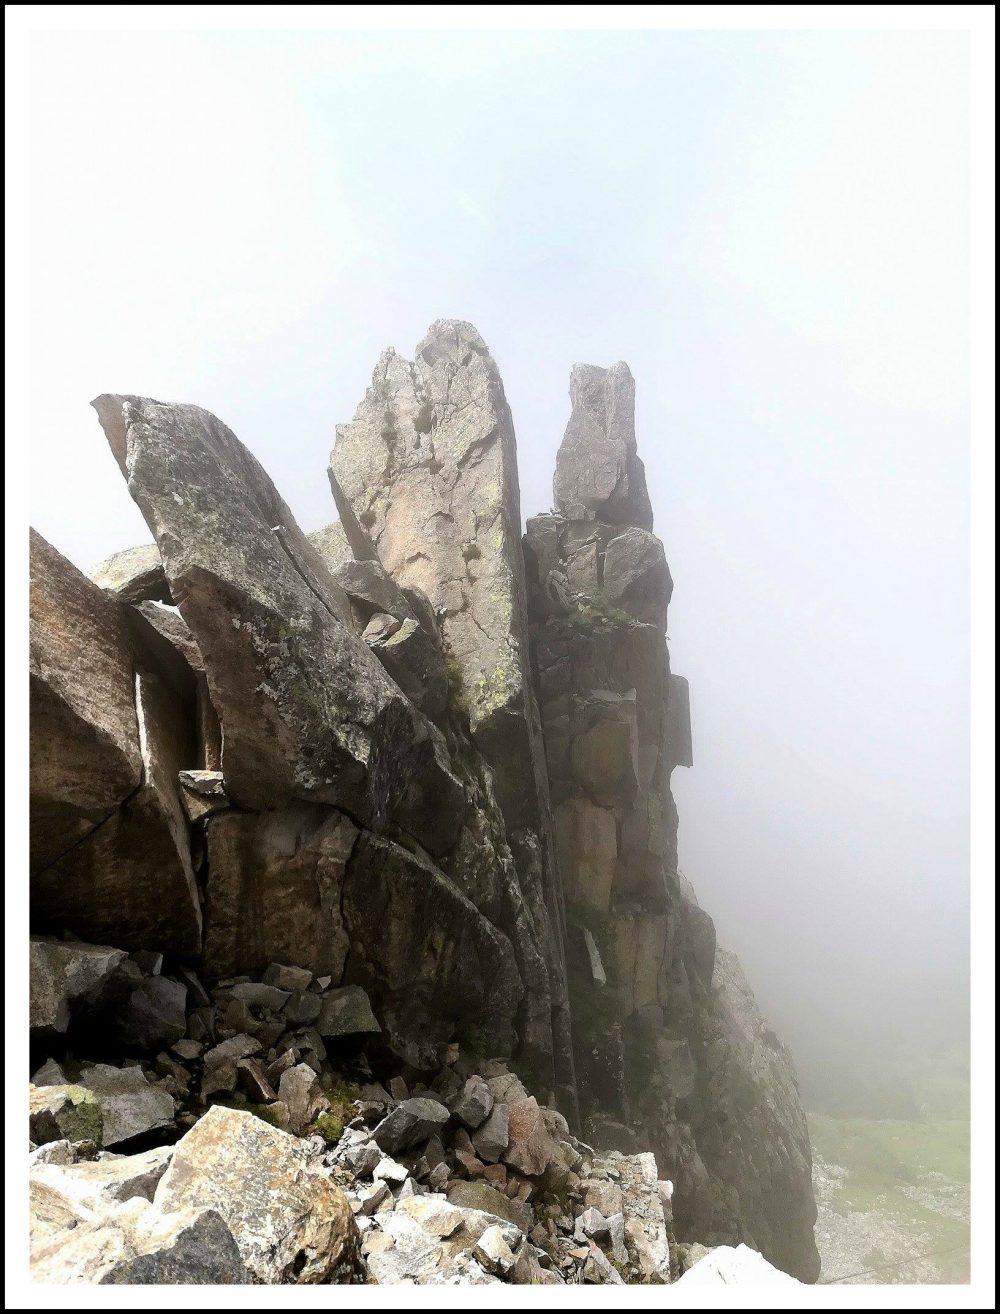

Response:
(92, 393), (463, 855)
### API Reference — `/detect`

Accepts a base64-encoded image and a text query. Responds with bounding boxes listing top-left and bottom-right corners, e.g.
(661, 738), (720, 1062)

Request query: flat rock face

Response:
(92, 393), (463, 855)
(202, 804), (358, 981)
(29, 529), (142, 872)
(154, 1106), (357, 1283)
(329, 320), (540, 823)
(342, 833), (523, 1066)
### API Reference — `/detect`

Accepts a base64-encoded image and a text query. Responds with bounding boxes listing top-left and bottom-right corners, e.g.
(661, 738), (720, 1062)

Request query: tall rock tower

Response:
(524, 362), (820, 1282)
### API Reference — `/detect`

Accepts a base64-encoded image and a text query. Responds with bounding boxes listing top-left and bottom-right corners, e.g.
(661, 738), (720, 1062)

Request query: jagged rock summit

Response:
(26, 318), (819, 1285)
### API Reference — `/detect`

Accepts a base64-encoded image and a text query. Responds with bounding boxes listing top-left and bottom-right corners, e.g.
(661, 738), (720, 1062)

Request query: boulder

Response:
(471, 1103), (510, 1163)
(371, 1097), (449, 1154)
(29, 1145), (173, 1213)
(276, 1063), (327, 1136)
(29, 937), (127, 1036)
(451, 1075), (494, 1130)
(316, 985), (381, 1039)
(90, 543), (170, 604)
(502, 1097), (561, 1179)
(177, 769), (228, 822)
(30, 1196), (248, 1284)
(29, 1084), (103, 1146)
(602, 527), (672, 628)
(112, 975), (187, 1051)
(33, 655), (203, 956)
(445, 1179), (533, 1233)
(154, 1106), (357, 1282)
(673, 1243), (802, 1286)
(92, 393), (463, 856)
(34, 1062), (174, 1147)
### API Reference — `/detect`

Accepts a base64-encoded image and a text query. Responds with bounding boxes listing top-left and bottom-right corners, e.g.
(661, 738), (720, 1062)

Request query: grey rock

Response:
(30, 1196), (248, 1284)
(29, 1084), (104, 1146)
(451, 1075), (494, 1130)
(277, 1063), (326, 1136)
(371, 1097), (449, 1154)
(29, 938), (127, 1036)
(263, 962), (313, 993)
(342, 833), (523, 1066)
(29, 529), (142, 873)
(154, 1106), (357, 1282)
(90, 543), (169, 604)
(177, 769), (229, 822)
(471, 1104), (510, 1163)
(34, 1063), (175, 1148)
(316, 985), (380, 1038)
(93, 393), (463, 856)
(552, 362), (652, 529)
(29, 1145), (173, 1213)
(112, 975), (187, 1050)
(445, 1179), (533, 1233)
(203, 804), (357, 981)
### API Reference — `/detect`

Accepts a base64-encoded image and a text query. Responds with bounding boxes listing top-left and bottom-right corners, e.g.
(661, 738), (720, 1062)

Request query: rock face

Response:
(524, 362), (820, 1283)
(330, 320), (575, 1107)
(25, 325), (819, 1286)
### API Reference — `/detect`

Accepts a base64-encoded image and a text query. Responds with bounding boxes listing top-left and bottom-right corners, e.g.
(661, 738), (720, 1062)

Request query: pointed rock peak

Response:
(416, 319), (496, 373)
(553, 361), (653, 531)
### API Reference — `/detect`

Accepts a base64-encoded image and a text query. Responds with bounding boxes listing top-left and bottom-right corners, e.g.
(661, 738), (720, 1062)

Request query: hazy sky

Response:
(28, 29), (970, 1093)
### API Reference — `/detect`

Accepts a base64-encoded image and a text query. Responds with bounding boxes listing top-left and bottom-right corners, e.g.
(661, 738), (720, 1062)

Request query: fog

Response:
(28, 29), (969, 1112)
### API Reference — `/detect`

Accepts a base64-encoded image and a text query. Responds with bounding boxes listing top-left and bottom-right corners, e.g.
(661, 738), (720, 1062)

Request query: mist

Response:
(27, 28), (969, 1115)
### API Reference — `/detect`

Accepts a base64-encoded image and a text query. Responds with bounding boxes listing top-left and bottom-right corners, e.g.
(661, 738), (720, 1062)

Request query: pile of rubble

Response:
(29, 936), (679, 1285)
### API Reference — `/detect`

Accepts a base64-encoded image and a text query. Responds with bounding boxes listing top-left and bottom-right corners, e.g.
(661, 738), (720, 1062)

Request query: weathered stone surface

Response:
(29, 937), (127, 1036)
(30, 1083), (104, 1146)
(673, 1242), (802, 1286)
(30, 1196), (248, 1284)
(343, 833), (523, 1066)
(35, 1062), (174, 1147)
(363, 615), (449, 719)
(366, 1194), (518, 1284)
(91, 543), (170, 604)
(330, 321), (542, 824)
(552, 798), (617, 916)
(306, 519), (354, 574)
(112, 975), (187, 1051)
(371, 1097), (449, 1154)
(93, 393), (463, 855)
(316, 985), (380, 1038)
(471, 1104), (510, 1163)
(613, 911), (668, 1017)
(451, 1075), (494, 1130)
(29, 529), (142, 872)
(445, 1179), (533, 1233)
(602, 527), (672, 628)
(502, 1097), (560, 1179)
(177, 769), (228, 822)
(30, 1145), (173, 1214)
(552, 362), (652, 529)
(277, 1063), (327, 1135)
(665, 673), (693, 771)
(155, 1106), (357, 1282)
(33, 658), (203, 956)
(203, 804), (357, 981)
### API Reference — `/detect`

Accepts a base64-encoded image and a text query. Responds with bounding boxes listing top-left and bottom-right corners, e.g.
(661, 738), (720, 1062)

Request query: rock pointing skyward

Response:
(26, 320), (820, 1286)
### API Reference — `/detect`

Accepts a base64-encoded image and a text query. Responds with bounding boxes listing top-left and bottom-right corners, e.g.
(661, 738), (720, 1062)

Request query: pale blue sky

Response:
(29, 29), (970, 1090)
